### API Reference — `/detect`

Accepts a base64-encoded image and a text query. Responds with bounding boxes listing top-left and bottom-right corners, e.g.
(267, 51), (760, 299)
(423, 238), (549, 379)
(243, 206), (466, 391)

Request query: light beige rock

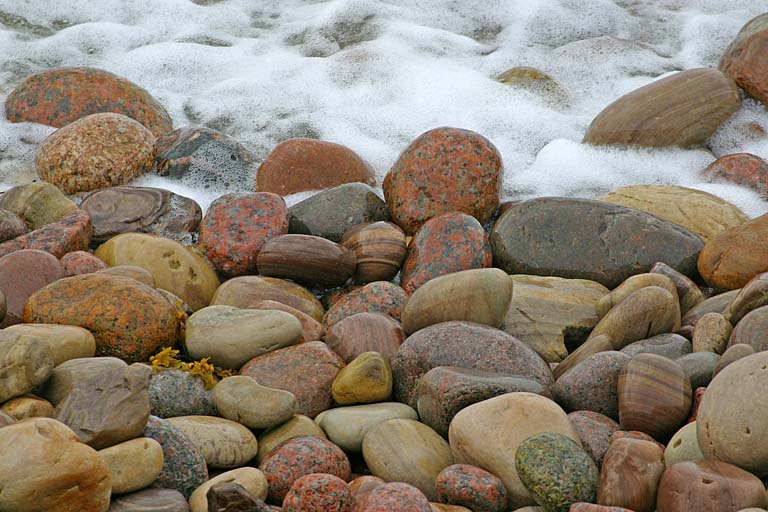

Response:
(167, 415), (258, 469)
(600, 185), (748, 242)
(188, 467), (268, 512)
(316, 402), (418, 452)
(41, 356), (126, 406)
(99, 437), (164, 494)
(1, 394), (54, 420)
(448, 392), (581, 509)
(692, 312), (732, 354)
(665, 422), (704, 467)
(401, 268), (513, 334)
(502, 275), (608, 363)
(0, 330), (54, 403)
(185, 305), (302, 369)
(595, 273), (678, 319)
(256, 414), (326, 464)
(363, 418), (453, 501)
(332, 351), (392, 405)
(715, 344), (756, 377)
(0, 417), (111, 512)
(94, 233), (220, 311)
(213, 375), (297, 429)
(4, 324), (96, 366)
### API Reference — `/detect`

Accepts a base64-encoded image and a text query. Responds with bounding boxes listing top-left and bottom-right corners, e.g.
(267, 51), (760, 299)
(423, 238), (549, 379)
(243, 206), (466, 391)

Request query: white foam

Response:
(0, 0), (766, 216)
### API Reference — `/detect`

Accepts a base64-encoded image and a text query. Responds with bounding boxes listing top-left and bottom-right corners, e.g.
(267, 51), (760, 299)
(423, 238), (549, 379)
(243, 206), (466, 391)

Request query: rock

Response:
(656, 460), (767, 512)
(108, 488), (189, 511)
(692, 312), (732, 354)
(728, 305), (768, 352)
(5, 66), (172, 136)
(1, 394), (53, 420)
(315, 402), (418, 453)
(553, 335), (613, 381)
(598, 437), (665, 512)
(497, 66), (569, 106)
(416, 367), (550, 438)
(362, 418), (454, 500)
(620, 333), (691, 360)
(325, 312), (405, 363)
(567, 411), (621, 468)
(213, 375), (297, 429)
(618, 354), (691, 441)
(515, 432), (599, 512)
(681, 289), (739, 329)
(701, 153), (768, 195)
(240, 341), (345, 418)
(188, 467), (268, 512)
(211, 276), (324, 322)
(41, 357), (124, 405)
(60, 250), (107, 275)
(35, 112), (155, 194)
(502, 275), (608, 363)
(259, 435), (350, 504)
(0, 417), (111, 512)
(0, 289), (5, 323)
(589, 287), (681, 350)
(583, 68), (740, 148)
(664, 422), (704, 467)
(357, 482), (432, 512)
(94, 233), (220, 311)
(719, 14), (768, 107)
(341, 221), (407, 283)
(435, 464), (508, 512)
(383, 127), (502, 235)
(199, 192), (288, 277)
(595, 273), (678, 320)
(650, 261), (705, 316)
(570, 504), (633, 512)
(205, 483), (270, 512)
(143, 416), (208, 499)
(3, 324), (95, 366)
(554, 351), (630, 420)
(0, 249), (64, 327)
(402, 268), (512, 335)
(332, 351), (392, 405)
(282, 474), (354, 512)
(348, 475), (385, 503)
(697, 351), (768, 475)
(392, 321), (553, 408)
(256, 414), (326, 464)
(492, 198), (704, 289)
(0, 208), (27, 242)
(165, 416), (258, 469)
(98, 264), (157, 287)
(699, 213), (768, 291)
(0, 331), (54, 403)
(724, 272), (768, 325)
(0, 181), (77, 229)
(100, 437), (164, 494)
(0, 208), (92, 259)
(714, 343), (756, 376)
(80, 186), (201, 244)
(149, 369), (217, 418)
(248, 300), (324, 343)
(54, 361), (152, 449)
(23, 273), (180, 362)
(256, 138), (375, 195)
(156, 126), (259, 193)
(599, 185), (748, 242)
(448, 392), (581, 509)
(676, 351), (720, 389)
(185, 305), (301, 369)
(323, 281), (406, 328)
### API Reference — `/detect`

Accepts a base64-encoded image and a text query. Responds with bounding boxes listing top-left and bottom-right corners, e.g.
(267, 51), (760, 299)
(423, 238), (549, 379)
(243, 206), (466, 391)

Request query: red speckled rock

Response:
(22, 273), (180, 363)
(435, 464), (507, 512)
(325, 312), (405, 363)
(567, 411), (621, 468)
(60, 251), (107, 276)
(400, 212), (492, 294)
(570, 505), (634, 512)
(5, 66), (172, 137)
(701, 153), (768, 195)
(719, 14), (768, 107)
(0, 209), (92, 259)
(199, 192), (288, 277)
(282, 473), (354, 512)
(259, 435), (351, 505)
(382, 127), (503, 235)
(357, 482), (432, 512)
(240, 341), (344, 418)
(0, 249), (63, 328)
(323, 281), (406, 329)
(35, 112), (156, 194)
(256, 138), (375, 196)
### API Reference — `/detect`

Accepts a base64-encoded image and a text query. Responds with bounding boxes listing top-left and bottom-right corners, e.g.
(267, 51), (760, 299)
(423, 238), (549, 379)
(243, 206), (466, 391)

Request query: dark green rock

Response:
(288, 183), (390, 242)
(490, 198), (704, 289)
(515, 432), (599, 512)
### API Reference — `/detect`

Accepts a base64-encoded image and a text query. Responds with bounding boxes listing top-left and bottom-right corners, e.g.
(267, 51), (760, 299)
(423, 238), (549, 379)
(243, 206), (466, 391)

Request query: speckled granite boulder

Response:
(323, 281), (406, 328)
(149, 369), (216, 418)
(435, 464), (508, 512)
(0, 209), (93, 259)
(357, 482), (432, 512)
(282, 473), (354, 512)
(567, 411), (621, 468)
(554, 351), (630, 420)
(144, 415), (208, 499)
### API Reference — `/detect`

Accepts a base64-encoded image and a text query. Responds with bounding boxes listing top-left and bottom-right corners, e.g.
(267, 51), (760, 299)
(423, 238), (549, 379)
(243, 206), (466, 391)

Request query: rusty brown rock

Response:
(719, 14), (768, 107)
(699, 213), (768, 291)
(598, 437), (665, 512)
(0, 209), (93, 259)
(701, 153), (768, 195)
(325, 312), (404, 363)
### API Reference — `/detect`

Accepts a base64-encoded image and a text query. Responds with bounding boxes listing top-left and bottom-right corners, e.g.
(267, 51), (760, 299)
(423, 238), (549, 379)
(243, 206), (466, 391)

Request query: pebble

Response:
(282, 473), (354, 512)
(108, 488), (190, 512)
(554, 351), (630, 420)
(315, 402), (418, 453)
(0, 209), (28, 242)
(188, 467), (268, 512)
(728, 305), (768, 352)
(325, 312), (405, 363)
(567, 411), (621, 468)
(211, 275), (324, 322)
(595, 273), (678, 319)
(256, 414), (327, 464)
(435, 465), (507, 512)
(99, 437), (165, 494)
(663, 422), (704, 467)
(341, 221), (406, 283)
(692, 312), (732, 354)
(0, 331), (54, 404)
(719, 14), (768, 107)
(553, 335), (613, 380)
(357, 482), (433, 512)
(332, 351), (392, 405)
(323, 281), (406, 328)
(165, 415), (259, 469)
(649, 261), (705, 316)
(149, 369), (217, 418)
(598, 437), (665, 512)
(0, 248), (63, 327)
(675, 351), (719, 389)
(714, 343), (756, 376)
(213, 375), (297, 429)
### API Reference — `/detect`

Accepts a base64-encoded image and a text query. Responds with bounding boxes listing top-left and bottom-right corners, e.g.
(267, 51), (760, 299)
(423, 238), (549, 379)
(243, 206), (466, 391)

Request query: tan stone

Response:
(99, 437), (164, 494)
(167, 415), (258, 469)
(41, 357), (126, 406)
(256, 414), (326, 464)
(316, 402), (418, 453)
(213, 375), (297, 429)
(692, 312), (732, 354)
(598, 437), (664, 512)
(502, 275), (608, 363)
(448, 392), (580, 509)
(1, 394), (53, 420)
(332, 351), (392, 405)
(665, 422), (704, 467)
(0, 181), (77, 229)
(4, 324), (95, 366)
(0, 331), (54, 403)
(188, 467), (268, 512)
(595, 273), (678, 319)
(248, 299), (324, 342)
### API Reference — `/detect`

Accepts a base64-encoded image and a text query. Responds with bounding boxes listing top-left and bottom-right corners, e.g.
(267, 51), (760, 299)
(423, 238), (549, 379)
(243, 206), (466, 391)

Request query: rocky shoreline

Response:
(0, 12), (767, 512)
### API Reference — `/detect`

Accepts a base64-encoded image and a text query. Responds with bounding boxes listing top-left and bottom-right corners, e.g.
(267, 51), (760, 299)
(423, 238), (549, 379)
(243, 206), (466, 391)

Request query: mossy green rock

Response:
(515, 432), (599, 512)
